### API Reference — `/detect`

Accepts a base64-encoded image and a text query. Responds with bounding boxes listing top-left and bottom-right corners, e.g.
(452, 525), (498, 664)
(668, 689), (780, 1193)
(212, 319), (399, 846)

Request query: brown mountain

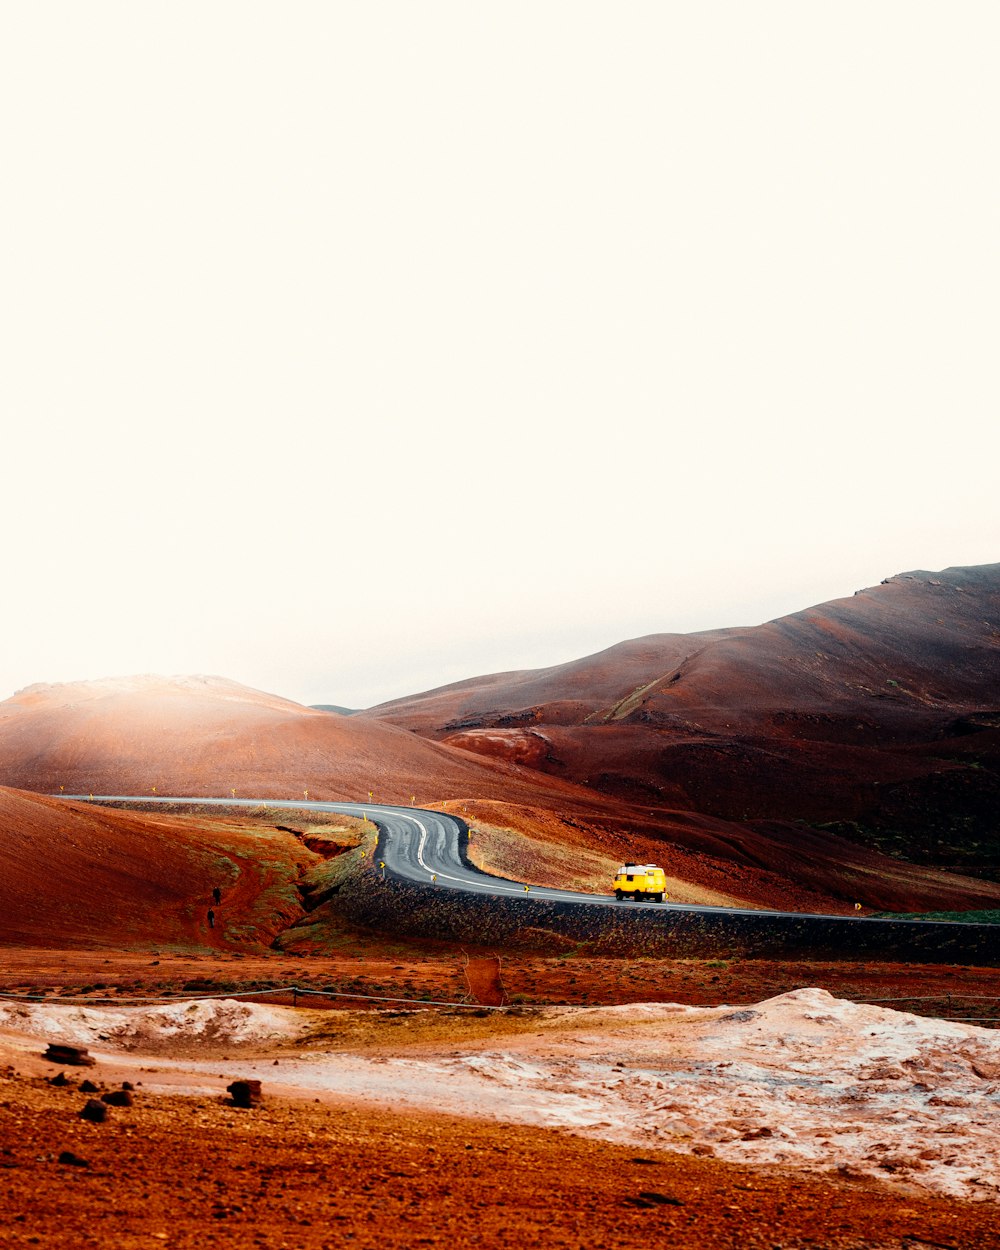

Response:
(0, 674), (589, 808)
(364, 565), (1000, 876)
(2, 564), (1000, 916)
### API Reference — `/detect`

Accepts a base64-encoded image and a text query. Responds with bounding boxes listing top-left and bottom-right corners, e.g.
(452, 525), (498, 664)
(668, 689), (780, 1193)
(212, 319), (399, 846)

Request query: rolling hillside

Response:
(364, 566), (1000, 874)
(2, 566), (999, 916)
(0, 674), (584, 807)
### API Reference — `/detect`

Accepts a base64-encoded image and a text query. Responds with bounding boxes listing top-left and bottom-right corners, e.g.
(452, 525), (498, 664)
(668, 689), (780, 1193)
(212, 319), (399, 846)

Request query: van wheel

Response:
(615, 889), (624, 901)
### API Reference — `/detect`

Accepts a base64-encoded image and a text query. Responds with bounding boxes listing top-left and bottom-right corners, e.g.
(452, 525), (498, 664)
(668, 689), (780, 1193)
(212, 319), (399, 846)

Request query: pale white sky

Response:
(1, 3), (997, 709)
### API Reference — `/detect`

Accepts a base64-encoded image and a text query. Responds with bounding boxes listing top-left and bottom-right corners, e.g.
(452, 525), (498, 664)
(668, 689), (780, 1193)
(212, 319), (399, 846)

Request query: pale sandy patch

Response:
(3, 988), (998, 1202)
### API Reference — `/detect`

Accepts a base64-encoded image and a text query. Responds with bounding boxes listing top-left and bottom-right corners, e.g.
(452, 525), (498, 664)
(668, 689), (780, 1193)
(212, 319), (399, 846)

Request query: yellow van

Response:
(613, 864), (666, 903)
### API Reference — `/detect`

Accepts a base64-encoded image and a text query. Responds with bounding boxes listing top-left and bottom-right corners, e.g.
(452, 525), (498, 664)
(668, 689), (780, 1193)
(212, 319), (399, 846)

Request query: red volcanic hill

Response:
(1, 663), (999, 916)
(0, 674), (578, 805)
(2, 566), (1000, 919)
(0, 785), (310, 949)
(366, 565), (1000, 737)
(364, 565), (1000, 874)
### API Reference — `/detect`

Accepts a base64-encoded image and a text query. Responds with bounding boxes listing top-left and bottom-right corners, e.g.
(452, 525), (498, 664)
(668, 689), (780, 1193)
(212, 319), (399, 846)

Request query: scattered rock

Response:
(57, 1151), (89, 1167)
(101, 1090), (134, 1107)
(79, 1080), (100, 1093)
(860, 1065), (904, 1081)
(43, 1044), (95, 1067)
(47, 1072), (73, 1087)
(121, 1081), (134, 1091)
(638, 1191), (684, 1206)
(227, 1080), (263, 1108)
(741, 1127), (774, 1140)
(80, 1099), (109, 1123)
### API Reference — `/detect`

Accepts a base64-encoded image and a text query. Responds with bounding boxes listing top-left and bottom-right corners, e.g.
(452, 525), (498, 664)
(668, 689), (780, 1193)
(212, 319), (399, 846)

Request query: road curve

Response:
(60, 794), (972, 928)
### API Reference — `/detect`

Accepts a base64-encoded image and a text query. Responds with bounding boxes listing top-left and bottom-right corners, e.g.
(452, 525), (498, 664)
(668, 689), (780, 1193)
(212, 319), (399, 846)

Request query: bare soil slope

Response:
(0, 786), (317, 950)
(450, 799), (1000, 914)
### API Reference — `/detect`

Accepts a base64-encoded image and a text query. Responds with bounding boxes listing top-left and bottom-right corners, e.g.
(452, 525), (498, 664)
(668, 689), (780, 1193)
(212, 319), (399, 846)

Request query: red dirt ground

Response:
(7, 1070), (1000, 1250)
(5, 847), (1000, 1250)
(4, 946), (1000, 1022)
(446, 797), (1000, 914)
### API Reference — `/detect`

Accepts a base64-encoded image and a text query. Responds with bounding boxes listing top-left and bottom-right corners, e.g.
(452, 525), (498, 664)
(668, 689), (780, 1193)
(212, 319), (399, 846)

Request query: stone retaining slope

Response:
(338, 824), (1000, 963)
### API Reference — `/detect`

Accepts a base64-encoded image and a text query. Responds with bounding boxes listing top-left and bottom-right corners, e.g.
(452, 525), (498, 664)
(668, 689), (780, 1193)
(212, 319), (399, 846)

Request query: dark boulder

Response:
(101, 1089), (133, 1107)
(226, 1079), (263, 1108)
(44, 1044), (95, 1067)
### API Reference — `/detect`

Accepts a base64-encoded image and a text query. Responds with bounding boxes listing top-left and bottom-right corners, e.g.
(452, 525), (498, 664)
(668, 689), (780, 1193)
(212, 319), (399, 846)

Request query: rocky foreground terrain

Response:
(3, 989), (1000, 1248)
(3, 987), (1000, 1201)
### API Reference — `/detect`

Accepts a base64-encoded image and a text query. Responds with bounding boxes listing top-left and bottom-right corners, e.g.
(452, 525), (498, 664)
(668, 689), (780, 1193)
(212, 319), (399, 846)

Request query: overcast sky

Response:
(2, 3), (997, 709)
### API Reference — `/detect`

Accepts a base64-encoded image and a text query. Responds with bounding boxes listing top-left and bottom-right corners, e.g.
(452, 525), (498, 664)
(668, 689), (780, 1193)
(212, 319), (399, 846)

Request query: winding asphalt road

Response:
(63, 794), (966, 927)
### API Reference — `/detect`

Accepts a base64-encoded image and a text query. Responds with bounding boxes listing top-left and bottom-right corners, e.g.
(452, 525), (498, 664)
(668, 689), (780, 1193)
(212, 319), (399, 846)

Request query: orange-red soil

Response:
(4, 915), (1000, 1249)
(3, 948), (1000, 1023)
(447, 797), (1000, 915)
(462, 955), (507, 1007)
(5, 1067), (1000, 1249)
(0, 788), (332, 950)
(0, 675), (596, 812)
